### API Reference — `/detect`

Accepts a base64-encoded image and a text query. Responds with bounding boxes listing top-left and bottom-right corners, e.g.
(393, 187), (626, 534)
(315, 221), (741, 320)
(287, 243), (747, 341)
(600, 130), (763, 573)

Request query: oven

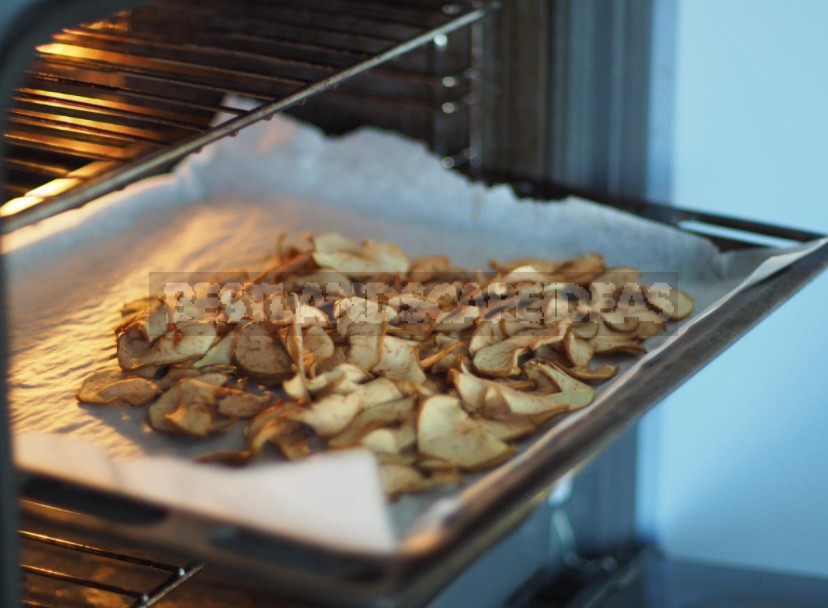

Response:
(2, 1), (827, 607)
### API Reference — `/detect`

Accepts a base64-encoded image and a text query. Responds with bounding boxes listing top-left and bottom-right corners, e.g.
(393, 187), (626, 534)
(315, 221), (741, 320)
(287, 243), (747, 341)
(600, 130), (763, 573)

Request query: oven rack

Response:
(20, 528), (204, 607)
(2, 0), (493, 233)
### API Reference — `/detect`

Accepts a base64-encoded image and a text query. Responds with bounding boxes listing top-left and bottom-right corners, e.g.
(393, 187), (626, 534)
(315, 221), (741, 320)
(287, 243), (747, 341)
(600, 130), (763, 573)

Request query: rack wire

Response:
(20, 529), (204, 607)
(2, 0), (492, 232)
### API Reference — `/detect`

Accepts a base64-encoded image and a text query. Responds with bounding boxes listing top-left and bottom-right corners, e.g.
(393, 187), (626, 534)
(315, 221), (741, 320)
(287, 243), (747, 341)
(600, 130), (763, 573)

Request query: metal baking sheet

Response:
(6, 112), (828, 604)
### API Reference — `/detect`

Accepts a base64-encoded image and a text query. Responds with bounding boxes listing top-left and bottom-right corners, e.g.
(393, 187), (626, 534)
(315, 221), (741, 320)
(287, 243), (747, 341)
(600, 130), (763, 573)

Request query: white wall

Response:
(639, 0), (828, 578)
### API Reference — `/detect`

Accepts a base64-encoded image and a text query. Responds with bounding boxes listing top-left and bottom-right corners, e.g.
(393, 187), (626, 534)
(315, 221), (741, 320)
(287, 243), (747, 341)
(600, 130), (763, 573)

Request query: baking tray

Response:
(12, 172), (827, 607)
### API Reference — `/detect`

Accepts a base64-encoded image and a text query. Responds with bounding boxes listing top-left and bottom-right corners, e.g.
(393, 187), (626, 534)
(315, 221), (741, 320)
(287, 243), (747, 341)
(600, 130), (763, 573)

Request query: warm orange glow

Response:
(1, 179), (82, 218)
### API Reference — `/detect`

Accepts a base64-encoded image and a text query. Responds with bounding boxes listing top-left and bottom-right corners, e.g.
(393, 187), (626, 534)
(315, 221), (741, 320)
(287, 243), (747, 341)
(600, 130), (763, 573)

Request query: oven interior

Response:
(2, 1), (828, 607)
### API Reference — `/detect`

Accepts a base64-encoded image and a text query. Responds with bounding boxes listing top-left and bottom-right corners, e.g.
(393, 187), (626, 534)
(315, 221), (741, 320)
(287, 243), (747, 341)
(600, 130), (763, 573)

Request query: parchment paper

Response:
(6, 112), (825, 554)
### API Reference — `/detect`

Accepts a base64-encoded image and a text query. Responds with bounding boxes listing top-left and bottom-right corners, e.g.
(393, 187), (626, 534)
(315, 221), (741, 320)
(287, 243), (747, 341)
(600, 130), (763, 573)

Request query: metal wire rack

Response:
(2, 0), (493, 232)
(20, 529), (204, 607)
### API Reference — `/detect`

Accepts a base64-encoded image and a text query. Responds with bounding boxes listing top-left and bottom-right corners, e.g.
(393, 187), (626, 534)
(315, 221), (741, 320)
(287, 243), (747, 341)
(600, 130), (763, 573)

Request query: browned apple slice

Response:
(565, 364), (619, 383)
(216, 390), (272, 418)
(166, 378), (227, 438)
(233, 322), (293, 385)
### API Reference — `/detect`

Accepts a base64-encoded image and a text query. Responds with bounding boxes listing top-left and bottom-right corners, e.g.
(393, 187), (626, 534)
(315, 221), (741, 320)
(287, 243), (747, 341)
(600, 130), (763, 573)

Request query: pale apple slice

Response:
(194, 329), (237, 368)
(373, 336), (426, 383)
(379, 464), (423, 495)
(288, 377), (403, 437)
(77, 369), (159, 406)
(348, 332), (385, 371)
(334, 297), (397, 337)
(592, 267), (643, 292)
(475, 415), (537, 441)
(327, 396), (415, 449)
(563, 328), (595, 368)
(645, 284), (694, 321)
(417, 395), (513, 470)
(313, 239), (410, 276)
(469, 321), (507, 356)
(589, 335), (647, 355)
(433, 305), (480, 333)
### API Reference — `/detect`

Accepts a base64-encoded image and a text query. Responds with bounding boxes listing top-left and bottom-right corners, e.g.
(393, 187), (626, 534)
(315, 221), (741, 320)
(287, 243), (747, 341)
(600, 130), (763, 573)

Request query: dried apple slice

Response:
(348, 332), (385, 371)
(327, 396), (415, 449)
(469, 321), (507, 356)
(556, 252), (605, 285)
(433, 306), (480, 333)
(420, 339), (464, 369)
(216, 390), (272, 418)
(475, 415), (537, 441)
(565, 364), (619, 383)
(130, 321), (219, 368)
(77, 369), (159, 406)
(472, 339), (524, 378)
(234, 322), (293, 385)
(379, 464), (424, 496)
(334, 297), (397, 337)
(313, 238), (410, 277)
(194, 329), (237, 368)
(117, 296), (170, 341)
(589, 335), (647, 355)
(166, 378), (228, 438)
(645, 285), (694, 321)
(288, 377), (403, 437)
(592, 267), (643, 292)
(563, 327), (595, 368)
(313, 232), (361, 254)
(417, 395), (513, 470)
(373, 336), (426, 383)
(276, 231), (314, 260)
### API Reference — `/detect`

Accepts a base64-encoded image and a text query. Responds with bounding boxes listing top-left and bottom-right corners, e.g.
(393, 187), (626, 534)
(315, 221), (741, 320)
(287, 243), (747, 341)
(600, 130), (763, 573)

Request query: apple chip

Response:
(645, 284), (695, 321)
(373, 336), (426, 383)
(194, 329), (237, 368)
(166, 378), (229, 438)
(589, 335), (647, 355)
(77, 369), (159, 406)
(563, 327), (595, 368)
(327, 396), (415, 449)
(234, 322), (293, 385)
(288, 377), (403, 437)
(476, 415), (537, 441)
(565, 364), (620, 383)
(418, 395), (513, 470)
(313, 238), (410, 277)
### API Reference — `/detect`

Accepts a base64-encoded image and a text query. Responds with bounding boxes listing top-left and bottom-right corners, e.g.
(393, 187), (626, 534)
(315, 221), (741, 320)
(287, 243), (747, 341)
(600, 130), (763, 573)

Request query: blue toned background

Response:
(638, 0), (828, 578)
